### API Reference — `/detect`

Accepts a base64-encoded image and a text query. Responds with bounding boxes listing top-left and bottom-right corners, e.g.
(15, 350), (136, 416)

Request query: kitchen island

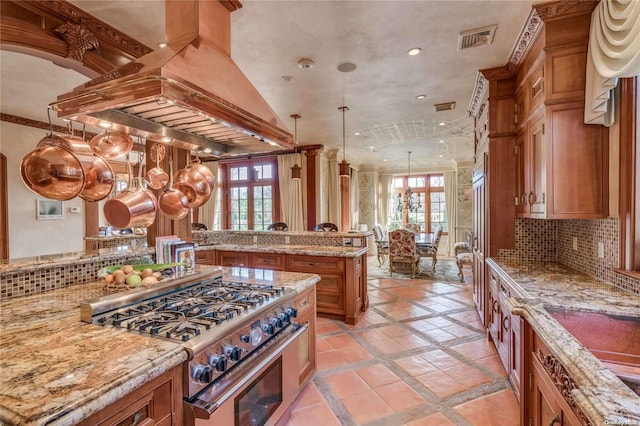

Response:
(485, 259), (640, 425)
(0, 265), (320, 426)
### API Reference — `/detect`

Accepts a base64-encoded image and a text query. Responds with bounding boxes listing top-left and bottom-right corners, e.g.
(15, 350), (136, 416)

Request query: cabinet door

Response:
(488, 279), (500, 345)
(515, 132), (527, 216)
(528, 113), (546, 216)
(295, 288), (316, 385)
(472, 167), (486, 326)
(509, 313), (522, 402)
(531, 357), (582, 426)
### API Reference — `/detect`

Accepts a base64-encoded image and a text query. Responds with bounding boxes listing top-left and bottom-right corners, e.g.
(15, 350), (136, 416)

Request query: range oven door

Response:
(184, 323), (307, 426)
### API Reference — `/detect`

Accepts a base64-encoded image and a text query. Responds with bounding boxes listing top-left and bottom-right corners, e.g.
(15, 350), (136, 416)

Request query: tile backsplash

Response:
(498, 217), (640, 296)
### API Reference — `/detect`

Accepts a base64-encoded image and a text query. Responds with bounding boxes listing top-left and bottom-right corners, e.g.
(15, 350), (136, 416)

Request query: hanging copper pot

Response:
(146, 144), (169, 190)
(20, 142), (85, 201)
(37, 135), (114, 202)
(89, 130), (133, 159)
(189, 158), (215, 191)
(103, 157), (157, 228)
(173, 163), (211, 208)
(158, 153), (189, 220)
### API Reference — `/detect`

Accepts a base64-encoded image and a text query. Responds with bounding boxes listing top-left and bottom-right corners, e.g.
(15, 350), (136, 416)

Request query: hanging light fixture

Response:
(339, 106), (350, 176)
(397, 151), (422, 212)
(290, 114), (301, 179)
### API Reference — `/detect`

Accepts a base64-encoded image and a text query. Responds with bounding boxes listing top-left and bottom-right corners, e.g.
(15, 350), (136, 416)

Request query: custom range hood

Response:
(51, 0), (293, 157)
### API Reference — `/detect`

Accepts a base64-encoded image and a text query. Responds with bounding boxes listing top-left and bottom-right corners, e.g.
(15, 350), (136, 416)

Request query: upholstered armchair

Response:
(403, 223), (421, 233)
(388, 229), (420, 278)
(373, 224), (389, 266)
(417, 226), (443, 271)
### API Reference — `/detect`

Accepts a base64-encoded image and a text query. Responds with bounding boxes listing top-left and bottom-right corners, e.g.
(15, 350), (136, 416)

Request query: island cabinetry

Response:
(194, 249), (216, 265)
(251, 252), (286, 271)
(525, 325), (583, 426)
(77, 366), (182, 426)
(216, 250), (251, 267)
(294, 286), (317, 385)
(286, 255), (345, 318)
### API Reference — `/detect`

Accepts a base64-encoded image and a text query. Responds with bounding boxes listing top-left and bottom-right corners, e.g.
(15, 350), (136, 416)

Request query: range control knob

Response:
(262, 322), (275, 335)
(224, 345), (241, 361)
(193, 365), (213, 384)
(208, 355), (227, 372)
(278, 312), (290, 323)
(240, 334), (250, 343)
(273, 317), (284, 328)
(286, 307), (298, 318)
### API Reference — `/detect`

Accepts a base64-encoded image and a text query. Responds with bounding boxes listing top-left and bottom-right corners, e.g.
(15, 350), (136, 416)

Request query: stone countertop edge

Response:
(193, 230), (374, 237)
(196, 243), (369, 258)
(0, 268), (319, 425)
(488, 259), (640, 424)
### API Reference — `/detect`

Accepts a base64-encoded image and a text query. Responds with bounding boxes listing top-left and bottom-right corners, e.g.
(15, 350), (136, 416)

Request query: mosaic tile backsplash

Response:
(498, 217), (640, 296)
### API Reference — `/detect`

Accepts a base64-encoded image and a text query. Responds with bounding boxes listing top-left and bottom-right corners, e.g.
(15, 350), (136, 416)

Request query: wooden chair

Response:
(372, 224), (389, 266)
(417, 226), (443, 271)
(403, 223), (421, 233)
(454, 230), (473, 255)
(388, 229), (420, 278)
(267, 222), (288, 231)
(191, 222), (208, 231)
(314, 223), (339, 232)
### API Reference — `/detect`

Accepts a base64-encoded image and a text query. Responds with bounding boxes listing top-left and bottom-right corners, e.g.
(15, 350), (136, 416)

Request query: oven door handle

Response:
(188, 323), (308, 419)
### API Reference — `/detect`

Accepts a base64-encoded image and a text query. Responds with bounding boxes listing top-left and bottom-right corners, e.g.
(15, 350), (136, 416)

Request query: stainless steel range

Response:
(81, 267), (306, 425)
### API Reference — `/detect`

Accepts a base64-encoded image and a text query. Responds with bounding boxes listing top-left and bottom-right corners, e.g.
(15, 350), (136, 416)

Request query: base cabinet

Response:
(77, 367), (182, 426)
(294, 287), (317, 385)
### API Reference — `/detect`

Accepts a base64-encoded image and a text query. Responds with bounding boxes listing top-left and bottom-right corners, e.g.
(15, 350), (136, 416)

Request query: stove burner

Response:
(96, 279), (287, 342)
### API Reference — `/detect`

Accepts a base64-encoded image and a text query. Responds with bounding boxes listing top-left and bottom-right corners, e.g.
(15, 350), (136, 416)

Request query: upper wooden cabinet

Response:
(515, 2), (608, 219)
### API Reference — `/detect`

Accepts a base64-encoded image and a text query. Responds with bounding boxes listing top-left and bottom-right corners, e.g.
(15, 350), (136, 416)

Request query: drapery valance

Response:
(585, 0), (640, 126)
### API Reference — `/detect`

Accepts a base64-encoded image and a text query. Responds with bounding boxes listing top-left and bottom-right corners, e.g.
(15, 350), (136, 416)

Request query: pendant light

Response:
(338, 106), (350, 176)
(290, 114), (301, 179)
(396, 151), (422, 212)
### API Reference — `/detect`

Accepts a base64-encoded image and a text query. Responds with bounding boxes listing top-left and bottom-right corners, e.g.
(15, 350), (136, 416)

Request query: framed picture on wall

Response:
(36, 199), (64, 220)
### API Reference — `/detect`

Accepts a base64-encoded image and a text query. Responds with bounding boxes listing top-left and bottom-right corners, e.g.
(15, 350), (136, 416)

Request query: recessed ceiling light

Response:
(337, 62), (357, 73)
(438, 122), (446, 126)
(416, 95), (426, 100)
(161, 136), (172, 143)
(203, 148), (212, 153)
(298, 58), (315, 70)
(439, 155), (444, 158)
(158, 42), (167, 48)
(281, 75), (293, 82)
(439, 140), (444, 143)
(354, 132), (361, 136)
(383, 159), (388, 162)
(98, 121), (112, 128)
(407, 47), (422, 56)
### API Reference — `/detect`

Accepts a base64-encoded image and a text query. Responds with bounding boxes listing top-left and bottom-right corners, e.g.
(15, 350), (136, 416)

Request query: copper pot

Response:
(173, 164), (211, 208)
(38, 135), (115, 202)
(21, 143), (85, 200)
(103, 176), (158, 228)
(158, 155), (189, 220)
(146, 155), (169, 190)
(89, 130), (133, 159)
(189, 159), (215, 191)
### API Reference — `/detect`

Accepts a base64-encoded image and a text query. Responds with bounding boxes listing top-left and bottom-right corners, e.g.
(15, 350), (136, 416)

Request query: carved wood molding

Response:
(467, 73), (488, 118)
(54, 19), (99, 62)
(533, 0), (599, 21)
(506, 8), (543, 73)
(536, 349), (593, 426)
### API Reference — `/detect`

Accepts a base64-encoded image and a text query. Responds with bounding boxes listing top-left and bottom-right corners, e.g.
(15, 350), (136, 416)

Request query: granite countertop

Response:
(0, 266), (319, 425)
(84, 234), (146, 241)
(197, 243), (369, 258)
(487, 259), (640, 425)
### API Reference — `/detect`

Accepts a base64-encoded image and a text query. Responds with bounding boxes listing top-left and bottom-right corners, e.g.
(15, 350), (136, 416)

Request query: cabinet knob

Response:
(528, 192), (536, 205)
(503, 316), (510, 331)
(521, 193), (528, 205)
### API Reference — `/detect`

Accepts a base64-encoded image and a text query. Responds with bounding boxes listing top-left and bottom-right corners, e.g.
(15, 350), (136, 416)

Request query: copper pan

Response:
(20, 142), (85, 201)
(173, 163), (211, 208)
(103, 158), (157, 228)
(146, 144), (169, 190)
(158, 153), (189, 220)
(189, 158), (215, 191)
(89, 130), (133, 159)
(38, 135), (115, 202)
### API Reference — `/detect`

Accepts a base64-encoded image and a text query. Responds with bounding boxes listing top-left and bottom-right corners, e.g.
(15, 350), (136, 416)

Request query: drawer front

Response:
(295, 289), (314, 316)
(315, 275), (344, 314)
(194, 250), (215, 265)
(217, 251), (250, 267)
(286, 256), (345, 273)
(251, 253), (285, 270)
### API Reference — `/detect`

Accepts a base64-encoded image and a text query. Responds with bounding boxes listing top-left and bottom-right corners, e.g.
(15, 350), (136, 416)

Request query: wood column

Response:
(340, 174), (350, 231)
(305, 148), (319, 231)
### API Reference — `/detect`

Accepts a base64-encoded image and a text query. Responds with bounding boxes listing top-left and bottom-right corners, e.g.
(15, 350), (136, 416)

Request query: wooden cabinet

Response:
(251, 252), (285, 270)
(294, 286), (316, 385)
(77, 367), (182, 426)
(472, 159), (487, 327)
(216, 250), (250, 267)
(194, 249), (215, 265)
(525, 326), (583, 426)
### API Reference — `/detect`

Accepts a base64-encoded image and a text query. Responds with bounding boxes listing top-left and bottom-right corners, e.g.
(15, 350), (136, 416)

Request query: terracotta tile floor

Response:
(285, 258), (520, 426)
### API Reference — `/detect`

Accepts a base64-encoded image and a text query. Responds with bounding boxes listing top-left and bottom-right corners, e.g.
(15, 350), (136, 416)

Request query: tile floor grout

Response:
(285, 257), (520, 426)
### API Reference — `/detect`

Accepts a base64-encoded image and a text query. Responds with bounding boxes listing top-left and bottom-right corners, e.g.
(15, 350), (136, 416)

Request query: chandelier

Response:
(397, 151), (422, 212)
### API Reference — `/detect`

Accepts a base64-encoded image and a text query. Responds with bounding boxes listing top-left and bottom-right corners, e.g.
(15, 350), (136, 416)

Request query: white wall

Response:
(1, 122), (85, 258)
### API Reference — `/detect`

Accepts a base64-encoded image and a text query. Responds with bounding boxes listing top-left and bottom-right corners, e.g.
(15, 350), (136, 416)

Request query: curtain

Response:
(444, 171), (457, 257)
(328, 158), (340, 226)
(199, 162), (219, 230)
(277, 154), (304, 231)
(585, 0), (640, 125)
(378, 174), (392, 230)
(350, 168), (359, 230)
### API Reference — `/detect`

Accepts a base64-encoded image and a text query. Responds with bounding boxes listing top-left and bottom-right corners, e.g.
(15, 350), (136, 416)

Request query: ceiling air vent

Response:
(434, 102), (456, 112)
(458, 25), (497, 50)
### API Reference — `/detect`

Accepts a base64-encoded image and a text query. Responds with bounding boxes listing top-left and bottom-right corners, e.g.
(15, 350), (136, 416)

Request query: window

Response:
(619, 76), (639, 275)
(223, 158), (279, 230)
(387, 173), (447, 233)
